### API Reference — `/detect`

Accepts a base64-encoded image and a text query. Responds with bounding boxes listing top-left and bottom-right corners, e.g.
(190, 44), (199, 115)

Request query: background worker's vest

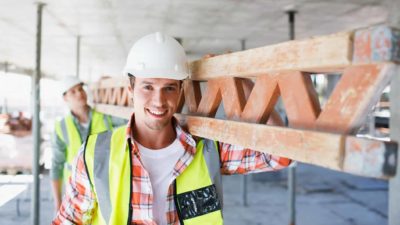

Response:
(84, 126), (224, 225)
(55, 110), (113, 183)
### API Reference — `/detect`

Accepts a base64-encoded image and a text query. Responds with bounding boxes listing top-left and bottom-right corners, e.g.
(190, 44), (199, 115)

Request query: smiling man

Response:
(53, 32), (291, 225)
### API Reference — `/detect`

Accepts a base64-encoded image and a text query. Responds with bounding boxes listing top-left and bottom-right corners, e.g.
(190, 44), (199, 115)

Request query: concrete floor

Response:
(0, 163), (389, 225)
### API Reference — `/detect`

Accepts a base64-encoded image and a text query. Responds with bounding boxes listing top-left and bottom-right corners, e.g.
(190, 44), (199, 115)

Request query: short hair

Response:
(128, 73), (135, 88)
(127, 73), (183, 89)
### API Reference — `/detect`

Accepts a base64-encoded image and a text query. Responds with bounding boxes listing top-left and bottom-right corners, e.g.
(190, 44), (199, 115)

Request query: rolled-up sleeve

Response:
(219, 142), (292, 175)
(52, 145), (96, 224)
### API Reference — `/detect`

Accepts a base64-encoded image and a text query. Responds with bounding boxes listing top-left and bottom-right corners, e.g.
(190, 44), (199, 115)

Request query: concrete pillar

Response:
(386, 1), (400, 224)
(31, 3), (45, 225)
(286, 9), (297, 225)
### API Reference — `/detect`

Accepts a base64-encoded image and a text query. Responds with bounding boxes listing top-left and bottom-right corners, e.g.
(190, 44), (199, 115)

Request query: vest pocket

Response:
(175, 184), (221, 220)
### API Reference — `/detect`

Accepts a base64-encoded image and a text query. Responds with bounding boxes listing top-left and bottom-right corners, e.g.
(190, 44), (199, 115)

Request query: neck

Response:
(71, 105), (90, 124)
(133, 121), (176, 150)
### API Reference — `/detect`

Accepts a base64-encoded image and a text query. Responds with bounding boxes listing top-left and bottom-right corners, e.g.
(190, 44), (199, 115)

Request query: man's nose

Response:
(152, 90), (165, 106)
(77, 89), (85, 96)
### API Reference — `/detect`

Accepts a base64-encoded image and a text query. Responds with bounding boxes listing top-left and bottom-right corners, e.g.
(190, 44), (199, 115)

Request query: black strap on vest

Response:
(203, 139), (223, 208)
(174, 139), (223, 223)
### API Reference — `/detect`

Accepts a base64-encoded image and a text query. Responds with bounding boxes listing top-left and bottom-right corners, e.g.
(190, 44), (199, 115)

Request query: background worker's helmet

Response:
(60, 76), (84, 95)
(123, 32), (189, 80)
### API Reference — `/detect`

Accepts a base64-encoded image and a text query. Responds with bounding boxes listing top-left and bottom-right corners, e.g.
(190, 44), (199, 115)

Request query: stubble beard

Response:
(144, 118), (171, 131)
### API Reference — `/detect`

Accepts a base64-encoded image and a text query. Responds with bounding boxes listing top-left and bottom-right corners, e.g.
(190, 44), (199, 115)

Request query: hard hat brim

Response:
(123, 68), (188, 80)
(62, 82), (85, 95)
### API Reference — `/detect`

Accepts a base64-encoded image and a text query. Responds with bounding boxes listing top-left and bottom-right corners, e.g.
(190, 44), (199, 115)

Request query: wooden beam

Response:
(90, 26), (400, 180)
(175, 115), (397, 179)
(189, 31), (353, 80)
(316, 63), (396, 133)
(196, 80), (222, 117)
(279, 71), (321, 129)
(95, 104), (133, 119)
(353, 26), (400, 64)
(182, 80), (202, 113)
(93, 104), (396, 179)
(219, 77), (246, 120)
(241, 75), (279, 123)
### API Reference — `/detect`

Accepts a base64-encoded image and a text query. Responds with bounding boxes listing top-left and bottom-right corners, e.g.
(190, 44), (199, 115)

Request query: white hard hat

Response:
(123, 32), (189, 80)
(60, 76), (84, 95)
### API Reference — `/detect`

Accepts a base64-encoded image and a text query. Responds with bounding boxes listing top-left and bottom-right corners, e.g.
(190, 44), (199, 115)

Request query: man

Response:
(53, 33), (291, 225)
(50, 76), (126, 211)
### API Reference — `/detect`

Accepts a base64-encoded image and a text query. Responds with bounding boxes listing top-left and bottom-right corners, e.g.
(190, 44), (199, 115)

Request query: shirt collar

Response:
(69, 106), (92, 125)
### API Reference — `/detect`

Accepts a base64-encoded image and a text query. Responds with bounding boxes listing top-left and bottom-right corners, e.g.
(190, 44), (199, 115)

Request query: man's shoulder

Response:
(87, 125), (127, 141)
(55, 115), (68, 123)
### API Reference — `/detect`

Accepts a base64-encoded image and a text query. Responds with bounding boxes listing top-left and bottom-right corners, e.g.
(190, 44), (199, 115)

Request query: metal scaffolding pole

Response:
(240, 38), (249, 207)
(31, 2), (45, 225)
(76, 35), (81, 78)
(385, 0), (399, 224)
(286, 8), (297, 225)
(389, 68), (400, 225)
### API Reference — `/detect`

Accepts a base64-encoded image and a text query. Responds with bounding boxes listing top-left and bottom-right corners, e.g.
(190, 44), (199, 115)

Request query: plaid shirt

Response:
(52, 114), (291, 225)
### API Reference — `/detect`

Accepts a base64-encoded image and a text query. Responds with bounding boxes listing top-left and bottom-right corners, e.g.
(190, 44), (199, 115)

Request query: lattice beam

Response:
(90, 25), (400, 179)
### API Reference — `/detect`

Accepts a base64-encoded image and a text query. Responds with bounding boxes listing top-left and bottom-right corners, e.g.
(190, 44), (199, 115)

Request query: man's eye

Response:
(144, 85), (153, 90)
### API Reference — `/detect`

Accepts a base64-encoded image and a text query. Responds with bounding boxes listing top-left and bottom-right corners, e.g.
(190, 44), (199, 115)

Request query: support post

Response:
(31, 3), (45, 225)
(389, 68), (400, 225)
(385, 0), (400, 225)
(286, 8), (297, 225)
(387, 0), (400, 224)
(240, 39), (249, 207)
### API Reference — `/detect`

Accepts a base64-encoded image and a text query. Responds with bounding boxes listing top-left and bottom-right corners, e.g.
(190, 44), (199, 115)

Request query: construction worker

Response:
(50, 76), (126, 211)
(53, 33), (291, 225)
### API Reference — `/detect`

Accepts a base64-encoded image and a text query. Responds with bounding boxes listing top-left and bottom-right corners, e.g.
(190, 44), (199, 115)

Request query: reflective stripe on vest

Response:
(84, 126), (223, 225)
(55, 109), (113, 183)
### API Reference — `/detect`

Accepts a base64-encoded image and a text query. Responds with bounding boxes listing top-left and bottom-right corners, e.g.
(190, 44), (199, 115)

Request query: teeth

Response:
(148, 109), (165, 115)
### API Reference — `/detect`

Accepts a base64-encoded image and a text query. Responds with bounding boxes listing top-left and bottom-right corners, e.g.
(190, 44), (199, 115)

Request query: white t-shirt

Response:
(137, 139), (184, 225)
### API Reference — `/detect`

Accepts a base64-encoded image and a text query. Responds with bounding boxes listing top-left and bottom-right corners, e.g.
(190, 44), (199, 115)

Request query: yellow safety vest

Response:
(55, 109), (112, 182)
(84, 126), (223, 225)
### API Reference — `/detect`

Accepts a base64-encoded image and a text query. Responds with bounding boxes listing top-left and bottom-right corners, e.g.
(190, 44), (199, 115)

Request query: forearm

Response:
(219, 142), (292, 175)
(51, 179), (63, 210)
(51, 132), (67, 180)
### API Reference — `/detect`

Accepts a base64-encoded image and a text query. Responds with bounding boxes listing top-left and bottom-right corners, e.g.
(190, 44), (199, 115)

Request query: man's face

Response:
(132, 77), (181, 131)
(63, 84), (87, 109)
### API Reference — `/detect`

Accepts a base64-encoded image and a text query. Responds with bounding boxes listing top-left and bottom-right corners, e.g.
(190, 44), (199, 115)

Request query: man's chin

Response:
(145, 120), (171, 131)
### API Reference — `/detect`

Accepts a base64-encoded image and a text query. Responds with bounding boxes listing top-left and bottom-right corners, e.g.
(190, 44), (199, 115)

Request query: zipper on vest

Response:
(173, 180), (185, 225)
(127, 139), (134, 225)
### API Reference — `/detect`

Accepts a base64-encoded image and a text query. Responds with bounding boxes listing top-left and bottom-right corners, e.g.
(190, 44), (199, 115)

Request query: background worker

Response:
(53, 33), (292, 225)
(50, 76), (126, 211)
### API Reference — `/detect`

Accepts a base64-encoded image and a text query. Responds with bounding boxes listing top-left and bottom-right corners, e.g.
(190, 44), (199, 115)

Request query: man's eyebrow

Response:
(139, 81), (178, 86)
(165, 83), (178, 87)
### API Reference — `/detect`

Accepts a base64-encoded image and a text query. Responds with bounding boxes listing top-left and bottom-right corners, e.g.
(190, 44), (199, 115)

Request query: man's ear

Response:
(128, 85), (134, 95)
(62, 94), (68, 102)
(127, 85), (134, 106)
(179, 81), (184, 94)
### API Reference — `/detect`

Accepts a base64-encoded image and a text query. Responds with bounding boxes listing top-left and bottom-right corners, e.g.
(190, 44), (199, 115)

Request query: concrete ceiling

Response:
(0, 0), (390, 81)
